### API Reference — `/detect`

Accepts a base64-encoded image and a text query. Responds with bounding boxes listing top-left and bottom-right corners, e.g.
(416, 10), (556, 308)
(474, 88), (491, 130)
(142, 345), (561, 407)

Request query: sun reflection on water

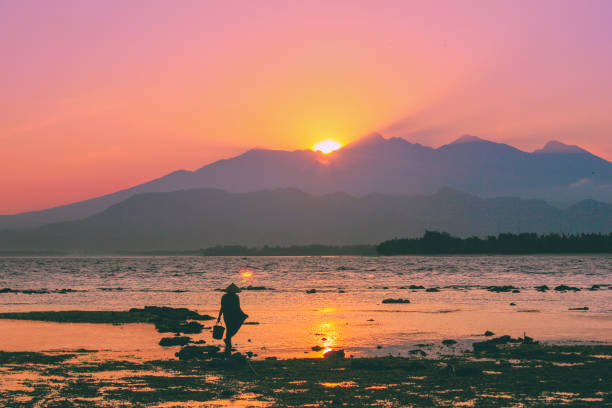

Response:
(314, 321), (340, 357)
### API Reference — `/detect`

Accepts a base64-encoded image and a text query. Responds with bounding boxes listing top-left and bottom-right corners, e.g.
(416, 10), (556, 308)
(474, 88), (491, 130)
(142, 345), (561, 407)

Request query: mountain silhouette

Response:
(2, 134), (611, 230)
(1, 188), (610, 252)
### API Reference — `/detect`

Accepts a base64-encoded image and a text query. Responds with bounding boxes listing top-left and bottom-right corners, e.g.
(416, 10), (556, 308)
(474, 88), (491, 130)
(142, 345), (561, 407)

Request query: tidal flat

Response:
(1, 343), (611, 407)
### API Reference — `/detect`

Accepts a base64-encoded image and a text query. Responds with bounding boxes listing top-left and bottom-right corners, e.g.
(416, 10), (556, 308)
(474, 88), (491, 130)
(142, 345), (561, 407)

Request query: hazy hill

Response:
(1, 188), (610, 252)
(2, 133), (612, 230)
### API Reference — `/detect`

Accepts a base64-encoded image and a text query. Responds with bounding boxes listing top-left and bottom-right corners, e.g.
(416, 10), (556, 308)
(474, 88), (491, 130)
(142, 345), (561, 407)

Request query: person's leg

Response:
(224, 336), (232, 356)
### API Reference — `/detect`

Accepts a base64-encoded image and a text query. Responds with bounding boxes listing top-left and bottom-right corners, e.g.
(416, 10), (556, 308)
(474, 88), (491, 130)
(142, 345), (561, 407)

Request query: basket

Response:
(212, 324), (225, 340)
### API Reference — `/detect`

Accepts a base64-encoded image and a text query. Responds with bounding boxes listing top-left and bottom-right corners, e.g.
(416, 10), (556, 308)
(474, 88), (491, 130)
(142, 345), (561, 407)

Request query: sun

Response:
(313, 139), (342, 154)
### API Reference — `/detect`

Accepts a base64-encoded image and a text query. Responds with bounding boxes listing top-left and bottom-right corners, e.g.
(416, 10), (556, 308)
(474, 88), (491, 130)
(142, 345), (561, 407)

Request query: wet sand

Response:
(1, 342), (611, 407)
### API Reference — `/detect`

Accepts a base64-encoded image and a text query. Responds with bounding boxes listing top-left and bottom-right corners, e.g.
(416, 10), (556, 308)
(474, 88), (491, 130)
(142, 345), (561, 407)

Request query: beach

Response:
(1, 255), (611, 406)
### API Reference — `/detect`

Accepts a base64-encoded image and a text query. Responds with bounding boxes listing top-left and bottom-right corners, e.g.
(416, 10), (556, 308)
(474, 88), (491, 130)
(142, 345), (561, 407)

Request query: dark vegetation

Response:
(1, 343), (611, 407)
(378, 231), (612, 254)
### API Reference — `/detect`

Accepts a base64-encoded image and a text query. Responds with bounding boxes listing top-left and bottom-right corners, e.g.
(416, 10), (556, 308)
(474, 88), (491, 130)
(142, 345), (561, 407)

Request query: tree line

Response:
(376, 231), (612, 255)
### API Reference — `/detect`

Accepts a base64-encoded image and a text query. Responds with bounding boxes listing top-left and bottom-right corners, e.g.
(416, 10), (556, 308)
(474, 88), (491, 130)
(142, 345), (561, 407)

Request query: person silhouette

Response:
(217, 283), (248, 355)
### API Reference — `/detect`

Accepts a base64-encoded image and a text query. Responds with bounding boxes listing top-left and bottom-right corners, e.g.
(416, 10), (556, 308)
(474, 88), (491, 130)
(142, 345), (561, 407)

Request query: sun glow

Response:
(313, 140), (342, 154)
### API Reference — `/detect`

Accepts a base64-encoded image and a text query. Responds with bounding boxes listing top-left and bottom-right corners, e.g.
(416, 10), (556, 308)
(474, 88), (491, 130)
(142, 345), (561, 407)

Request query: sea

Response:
(0, 255), (610, 360)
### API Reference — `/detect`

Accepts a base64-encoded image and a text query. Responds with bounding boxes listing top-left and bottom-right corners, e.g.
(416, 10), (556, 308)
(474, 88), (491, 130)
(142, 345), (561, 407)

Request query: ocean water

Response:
(0, 255), (611, 359)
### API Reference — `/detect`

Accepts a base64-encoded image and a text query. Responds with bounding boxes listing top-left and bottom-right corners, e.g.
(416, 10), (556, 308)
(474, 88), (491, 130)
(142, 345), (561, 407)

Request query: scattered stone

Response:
(473, 334), (539, 353)
(336, 266), (349, 271)
(484, 331), (495, 337)
(382, 298), (410, 304)
(554, 285), (581, 292)
(442, 339), (457, 346)
(409, 349), (427, 356)
(159, 336), (191, 347)
(568, 307), (589, 311)
(155, 320), (204, 334)
(323, 349), (345, 359)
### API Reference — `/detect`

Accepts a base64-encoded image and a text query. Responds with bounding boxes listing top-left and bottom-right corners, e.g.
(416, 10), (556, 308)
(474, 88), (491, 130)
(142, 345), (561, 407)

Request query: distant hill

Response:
(1, 188), (610, 252)
(2, 133), (612, 230)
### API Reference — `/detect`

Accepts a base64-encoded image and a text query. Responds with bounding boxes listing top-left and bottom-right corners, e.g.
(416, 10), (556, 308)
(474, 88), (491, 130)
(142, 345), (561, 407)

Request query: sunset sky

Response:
(2, 0), (612, 214)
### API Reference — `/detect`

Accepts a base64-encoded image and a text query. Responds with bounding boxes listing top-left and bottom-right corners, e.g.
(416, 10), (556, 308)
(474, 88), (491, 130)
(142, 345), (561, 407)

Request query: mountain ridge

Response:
(2, 133), (611, 230)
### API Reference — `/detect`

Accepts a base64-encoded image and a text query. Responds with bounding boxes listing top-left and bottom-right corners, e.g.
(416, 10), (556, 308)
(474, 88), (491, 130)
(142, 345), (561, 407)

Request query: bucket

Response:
(212, 324), (225, 340)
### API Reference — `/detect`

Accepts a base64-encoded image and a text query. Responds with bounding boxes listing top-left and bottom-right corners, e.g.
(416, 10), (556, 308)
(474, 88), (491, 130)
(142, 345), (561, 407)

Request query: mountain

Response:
(2, 134), (612, 230)
(1, 188), (610, 252)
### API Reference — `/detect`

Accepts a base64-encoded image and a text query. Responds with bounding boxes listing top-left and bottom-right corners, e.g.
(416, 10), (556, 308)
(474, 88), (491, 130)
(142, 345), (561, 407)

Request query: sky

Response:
(1, 0), (612, 214)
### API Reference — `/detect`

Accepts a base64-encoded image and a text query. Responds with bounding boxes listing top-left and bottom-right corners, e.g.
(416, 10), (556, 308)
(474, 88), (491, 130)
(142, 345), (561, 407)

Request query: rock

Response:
(473, 341), (498, 353)
(241, 286), (275, 291)
(588, 285), (600, 291)
(442, 339), (457, 346)
(265, 356), (277, 361)
(409, 285), (425, 290)
(323, 349), (345, 359)
(243, 321), (260, 325)
(159, 336), (191, 347)
(484, 331), (495, 337)
(367, 318), (375, 322)
(338, 290), (346, 293)
(554, 285), (581, 292)
(0, 288), (16, 293)
(311, 345), (323, 351)
(512, 289), (520, 293)
(535, 285), (550, 292)
(382, 298), (410, 304)
(306, 289), (317, 294)
(336, 266), (349, 271)
(175, 345), (220, 360)
(486, 286), (517, 293)
(409, 349), (427, 356)
(376, 345), (383, 349)
(425, 288), (440, 292)
(568, 306), (589, 311)
(509, 303), (516, 306)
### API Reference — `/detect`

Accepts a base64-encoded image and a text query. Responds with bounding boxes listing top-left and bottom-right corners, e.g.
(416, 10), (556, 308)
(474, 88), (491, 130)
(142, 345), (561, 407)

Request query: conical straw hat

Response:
(224, 283), (241, 293)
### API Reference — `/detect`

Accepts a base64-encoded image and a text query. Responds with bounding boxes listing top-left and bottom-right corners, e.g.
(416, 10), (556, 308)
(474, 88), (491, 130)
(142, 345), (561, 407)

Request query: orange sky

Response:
(1, 1), (612, 214)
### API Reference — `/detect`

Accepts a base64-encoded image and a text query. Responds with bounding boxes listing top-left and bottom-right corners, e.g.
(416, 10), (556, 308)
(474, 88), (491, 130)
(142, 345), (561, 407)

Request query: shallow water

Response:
(0, 255), (611, 359)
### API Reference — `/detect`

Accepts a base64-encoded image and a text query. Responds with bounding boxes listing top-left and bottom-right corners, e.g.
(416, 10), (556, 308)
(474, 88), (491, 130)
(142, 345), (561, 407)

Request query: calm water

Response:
(0, 255), (611, 359)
